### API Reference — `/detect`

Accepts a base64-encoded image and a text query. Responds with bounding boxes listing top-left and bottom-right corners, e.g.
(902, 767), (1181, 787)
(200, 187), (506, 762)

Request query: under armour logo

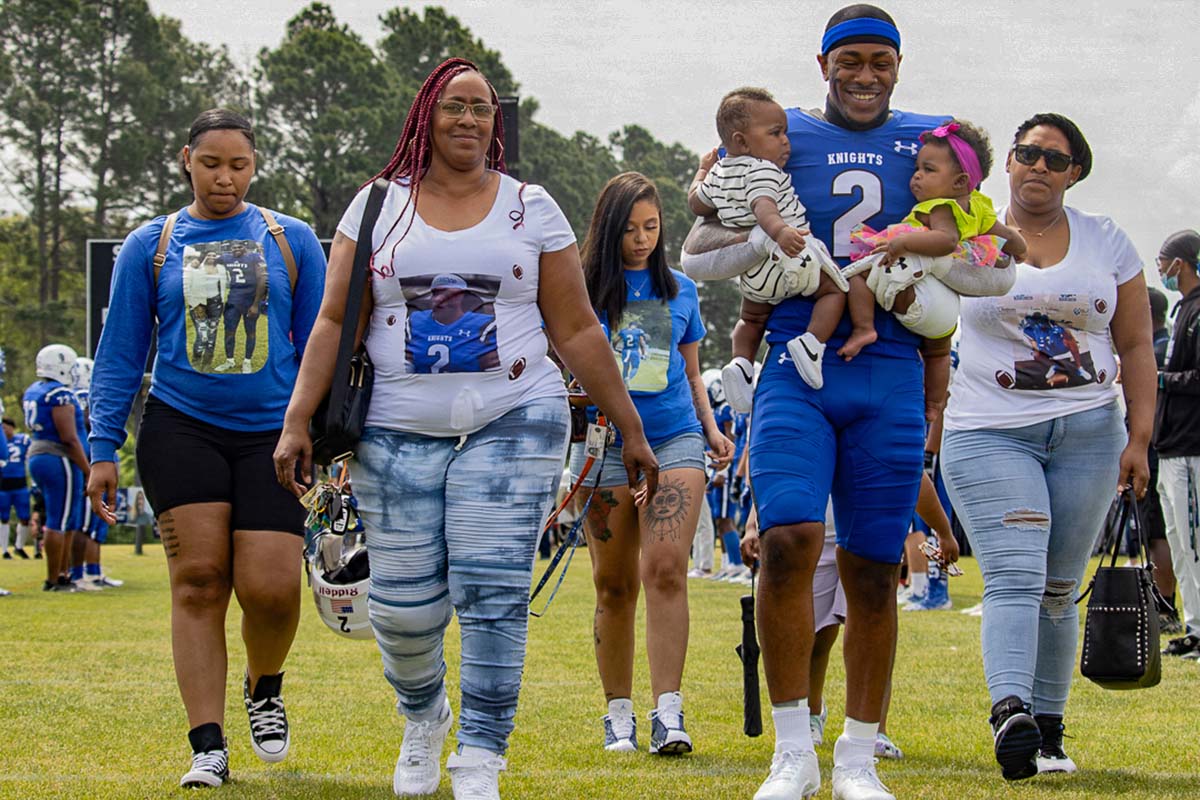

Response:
(894, 141), (919, 155)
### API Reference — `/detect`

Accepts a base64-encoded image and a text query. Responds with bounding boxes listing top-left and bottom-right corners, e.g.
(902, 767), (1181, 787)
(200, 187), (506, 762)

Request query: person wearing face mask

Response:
(1152, 229), (1200, 660)
(941, 113), (1154, 782)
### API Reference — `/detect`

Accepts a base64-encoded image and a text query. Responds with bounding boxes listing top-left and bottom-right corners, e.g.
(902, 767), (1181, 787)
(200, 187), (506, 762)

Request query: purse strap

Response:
(325, 179), (389, 419)
(1079, 486), (1161, 604)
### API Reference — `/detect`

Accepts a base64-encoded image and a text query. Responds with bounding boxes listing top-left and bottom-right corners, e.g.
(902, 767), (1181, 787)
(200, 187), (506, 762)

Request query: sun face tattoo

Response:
(643, 478), (692, 542)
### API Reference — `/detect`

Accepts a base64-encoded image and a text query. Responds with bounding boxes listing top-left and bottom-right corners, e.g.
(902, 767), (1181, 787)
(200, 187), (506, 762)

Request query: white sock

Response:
(15, 523), (29, 549)
(910, 571), (929, 596)
(607, 698), (633, 718)
(0, 525), (9, 551)
(834, 717), (878, 768)
(656, 691), (683, 713)
(772, 698), (813, 753)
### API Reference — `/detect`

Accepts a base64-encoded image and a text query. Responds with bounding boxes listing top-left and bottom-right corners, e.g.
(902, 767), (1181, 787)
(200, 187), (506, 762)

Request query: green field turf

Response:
(0, 546), (1196, 799)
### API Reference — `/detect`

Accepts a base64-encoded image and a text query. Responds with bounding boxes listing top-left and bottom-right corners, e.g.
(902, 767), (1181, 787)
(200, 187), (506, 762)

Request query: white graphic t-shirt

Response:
(337, 173), (576, 435)
(945, 206), (1144, 431)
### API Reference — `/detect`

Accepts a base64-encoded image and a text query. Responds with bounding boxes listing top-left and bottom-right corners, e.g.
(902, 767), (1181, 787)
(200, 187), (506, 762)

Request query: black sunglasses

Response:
(1012, 144), (1074, 173)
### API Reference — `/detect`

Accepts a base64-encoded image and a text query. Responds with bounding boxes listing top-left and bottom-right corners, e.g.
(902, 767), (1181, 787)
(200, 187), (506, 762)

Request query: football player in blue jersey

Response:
(68, 358), (121, 588)
(23, 344), (90, 592)
(681, 6), (1013, 800)
(615, 323), (649, 383)
(405, 274), (501, 373)
(0, 417), (32, 559)
(214, 241), (267, 373)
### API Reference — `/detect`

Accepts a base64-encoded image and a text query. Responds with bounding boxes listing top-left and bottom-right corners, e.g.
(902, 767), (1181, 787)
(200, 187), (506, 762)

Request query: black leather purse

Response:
(310, 179), (388, 465)
(1077, 487), (1168, 690)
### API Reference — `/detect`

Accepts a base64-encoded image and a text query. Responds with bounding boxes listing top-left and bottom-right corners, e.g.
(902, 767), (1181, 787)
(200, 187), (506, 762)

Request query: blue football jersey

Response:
(617, 326), (648, 353)
(768, 107), (949, 354)
(220, 250), (265, 296)
(3, 433), (31, 479)
(406, 309), (498, 374)
(22, 380), (80, 444)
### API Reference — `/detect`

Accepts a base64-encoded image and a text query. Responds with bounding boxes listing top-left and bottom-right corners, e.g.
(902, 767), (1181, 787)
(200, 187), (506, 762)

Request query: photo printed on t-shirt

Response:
(402, 273), (501, 374)
(612, 300), (671, 393)
(180, 239), (269, 374)
(993, 293), (1106, 391)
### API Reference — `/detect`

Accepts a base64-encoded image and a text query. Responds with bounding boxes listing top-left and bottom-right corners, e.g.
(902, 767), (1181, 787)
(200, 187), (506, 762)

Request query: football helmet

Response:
(701, 368), (725, 406)
(72, 357), (94, 392)
(307, 531), (373, 640)
(36, 344), (79, 385)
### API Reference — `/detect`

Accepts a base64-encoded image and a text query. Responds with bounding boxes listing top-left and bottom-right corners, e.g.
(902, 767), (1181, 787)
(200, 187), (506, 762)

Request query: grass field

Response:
(0, 546), (1197, 799)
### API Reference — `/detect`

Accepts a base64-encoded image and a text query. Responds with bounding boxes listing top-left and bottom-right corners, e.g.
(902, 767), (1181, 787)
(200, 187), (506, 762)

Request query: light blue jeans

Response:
(941, 401), (1125, 716)
(352, 397), (569, 754)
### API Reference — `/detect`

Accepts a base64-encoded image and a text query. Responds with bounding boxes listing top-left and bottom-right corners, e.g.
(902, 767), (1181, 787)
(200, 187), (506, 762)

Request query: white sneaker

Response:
(648, 692), (692, 755)
(241, 358), (254, 373)
(394, 698), (453, 796)
(722, 357), (756, 413)
(874, 733), (903, 760)
(961, 602), (983, 617)
(786, 333), (825, 390)
(687, 568), (713, 579)
(831, 762), (895, 800)
(810, 703), (828, 747)
(446, 746), (505, 800)
(93, 573), (124, 587)
(214, 358), (237, 372)
(73, 578), (103, 592)
(603, 699), (637, 752)
(720, 564), (752, 583)
(753, 748), (820, 800)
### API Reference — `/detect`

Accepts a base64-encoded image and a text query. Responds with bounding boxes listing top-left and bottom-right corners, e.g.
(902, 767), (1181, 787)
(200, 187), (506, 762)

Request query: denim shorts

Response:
(568, 431), (706, 489)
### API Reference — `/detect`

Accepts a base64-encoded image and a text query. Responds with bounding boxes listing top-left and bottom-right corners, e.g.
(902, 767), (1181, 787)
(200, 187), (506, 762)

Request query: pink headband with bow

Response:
(921, 122), (983, 190)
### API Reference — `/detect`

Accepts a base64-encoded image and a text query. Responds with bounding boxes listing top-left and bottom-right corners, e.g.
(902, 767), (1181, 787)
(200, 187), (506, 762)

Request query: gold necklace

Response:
(1009, 208), (1064, 238)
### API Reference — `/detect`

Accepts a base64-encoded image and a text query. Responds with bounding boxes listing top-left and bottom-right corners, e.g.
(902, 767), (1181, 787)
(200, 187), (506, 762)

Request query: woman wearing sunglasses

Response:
(939, 113), (1155, 781)
(273, 58), (653, 800)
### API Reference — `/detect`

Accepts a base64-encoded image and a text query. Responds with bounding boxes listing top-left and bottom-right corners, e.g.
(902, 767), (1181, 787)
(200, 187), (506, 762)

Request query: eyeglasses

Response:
(437, 100), (497, 120)
(1012, 144), (1074, 173)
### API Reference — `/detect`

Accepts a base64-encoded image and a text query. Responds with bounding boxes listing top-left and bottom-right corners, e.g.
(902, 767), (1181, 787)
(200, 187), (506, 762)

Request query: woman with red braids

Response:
(274, 59), (655, 800)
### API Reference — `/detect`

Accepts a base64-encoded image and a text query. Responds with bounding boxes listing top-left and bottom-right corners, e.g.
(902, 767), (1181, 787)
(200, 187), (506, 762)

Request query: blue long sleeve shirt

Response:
(89, 204), (326, 462)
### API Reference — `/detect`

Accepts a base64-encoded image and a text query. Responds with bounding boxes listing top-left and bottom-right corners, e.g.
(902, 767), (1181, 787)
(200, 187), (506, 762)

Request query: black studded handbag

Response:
(1077, 487), (1168, 690)
(310, 179), (387, 465)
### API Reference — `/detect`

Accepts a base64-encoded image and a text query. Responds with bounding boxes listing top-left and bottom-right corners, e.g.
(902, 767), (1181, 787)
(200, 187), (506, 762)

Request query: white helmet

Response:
(307, 531), (373, 640)
(36, 344), (79, 384)
(701, 368), (725, 405)
(71, 357), (94, 392)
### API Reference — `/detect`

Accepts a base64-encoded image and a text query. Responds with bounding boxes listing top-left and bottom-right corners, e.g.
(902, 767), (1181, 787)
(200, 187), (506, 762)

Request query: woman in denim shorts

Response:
(572, 172), (734, 756)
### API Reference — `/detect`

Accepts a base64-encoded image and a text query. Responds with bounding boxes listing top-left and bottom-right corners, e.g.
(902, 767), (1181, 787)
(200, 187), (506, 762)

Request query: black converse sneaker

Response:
(181, 723), (229, 789)
(243, 672), (290, 762)
(1035, 715), (1077, 774)
(989, 695), (1040, 781)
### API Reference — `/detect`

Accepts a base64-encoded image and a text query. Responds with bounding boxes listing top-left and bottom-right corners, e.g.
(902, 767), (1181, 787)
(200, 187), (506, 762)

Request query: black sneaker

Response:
(2, 551), (10, 559)
(44, 579), (75, 593)
(13, 548), (29, 559)
(181, 723), (228, 788)
(1034, 715), (1077, 774)
(989, 695), (1040, 781)
(244, 672), (290, 762)
(1162, 634), (1200, 658)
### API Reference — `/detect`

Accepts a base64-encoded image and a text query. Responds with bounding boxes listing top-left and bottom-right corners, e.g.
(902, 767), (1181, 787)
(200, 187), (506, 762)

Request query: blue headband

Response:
(821, 18), (901, 55)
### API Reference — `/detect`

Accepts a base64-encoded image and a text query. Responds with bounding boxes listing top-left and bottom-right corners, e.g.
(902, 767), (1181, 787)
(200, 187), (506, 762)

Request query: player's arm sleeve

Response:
(287, 220), (328, 357)
(89, 228), (157, 463)
(1161, 311), (1200, 395)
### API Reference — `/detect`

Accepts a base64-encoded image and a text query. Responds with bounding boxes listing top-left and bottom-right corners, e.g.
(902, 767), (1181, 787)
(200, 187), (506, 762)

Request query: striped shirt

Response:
(696, 155), (807, 229)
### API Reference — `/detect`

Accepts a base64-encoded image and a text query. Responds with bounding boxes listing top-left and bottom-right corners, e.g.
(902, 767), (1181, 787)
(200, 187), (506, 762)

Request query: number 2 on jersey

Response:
(831, 170), (883, 259)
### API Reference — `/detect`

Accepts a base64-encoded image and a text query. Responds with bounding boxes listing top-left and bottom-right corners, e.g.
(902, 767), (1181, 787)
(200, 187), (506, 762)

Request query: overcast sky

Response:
(151, 0), (1198, 284)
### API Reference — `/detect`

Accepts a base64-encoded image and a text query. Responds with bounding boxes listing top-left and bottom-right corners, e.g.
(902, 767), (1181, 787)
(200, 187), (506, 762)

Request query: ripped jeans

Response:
(941, 401), (1124, 715)
(352, 398), (569, 754)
